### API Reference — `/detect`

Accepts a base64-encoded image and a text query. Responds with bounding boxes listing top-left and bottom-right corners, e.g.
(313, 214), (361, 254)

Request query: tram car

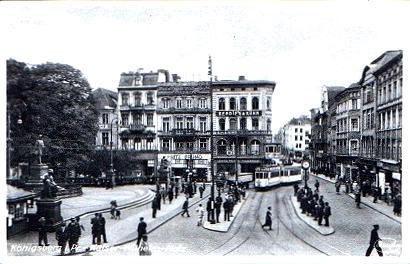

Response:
(255, 164), (302, 190)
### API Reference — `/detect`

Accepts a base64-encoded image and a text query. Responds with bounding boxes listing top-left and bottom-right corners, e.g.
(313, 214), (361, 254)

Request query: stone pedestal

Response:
(25, 164), (49, 192)
(35, 198), (63, 231)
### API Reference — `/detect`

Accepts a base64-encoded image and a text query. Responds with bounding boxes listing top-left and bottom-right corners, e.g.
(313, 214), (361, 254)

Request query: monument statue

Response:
(40, 169), (65, 199)
(35, 135), (45, 164)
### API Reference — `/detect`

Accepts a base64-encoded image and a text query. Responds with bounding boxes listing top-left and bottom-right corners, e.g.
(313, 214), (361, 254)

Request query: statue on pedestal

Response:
(40, 169), (65, 199)
(35, 134), (45, 164)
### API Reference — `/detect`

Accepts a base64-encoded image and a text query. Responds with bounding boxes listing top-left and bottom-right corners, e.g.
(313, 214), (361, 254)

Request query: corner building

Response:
(212, 77), (276, 175)
(157, 82), (212, 181)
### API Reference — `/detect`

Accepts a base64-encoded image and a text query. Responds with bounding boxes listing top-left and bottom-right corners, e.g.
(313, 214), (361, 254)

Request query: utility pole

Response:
(209, 56), (216, 224)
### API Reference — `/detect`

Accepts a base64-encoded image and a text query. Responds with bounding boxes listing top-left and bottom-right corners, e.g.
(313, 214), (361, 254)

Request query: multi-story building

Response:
(281, 116), (311, 160)
(212, 77), (276, 175)
(334, 83), (361, 182)
(157, 81), (212, 181)
(374, 50), (403, 195)
(92, 88), (118, 149)
(117, 69), (173, 177)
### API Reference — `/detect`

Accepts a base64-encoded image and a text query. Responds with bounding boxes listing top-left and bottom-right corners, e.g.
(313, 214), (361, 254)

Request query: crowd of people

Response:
(295, 180), (332, 227)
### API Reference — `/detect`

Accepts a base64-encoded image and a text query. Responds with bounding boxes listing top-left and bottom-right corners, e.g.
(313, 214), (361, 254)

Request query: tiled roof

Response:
(92, 88), (117, 109)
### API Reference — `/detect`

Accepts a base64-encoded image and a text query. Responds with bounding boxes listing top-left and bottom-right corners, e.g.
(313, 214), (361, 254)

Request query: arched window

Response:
(251, 140), (261, 155)
(240, 118), (247, 130)
(217, 140), (227, 155)
(229, 98), (236, 110)
(267, 119), (271, 131)
(219, 118), (226, 131)
(229, 118), (237, 130)
(219, 98), (225, 110)
(240, 97), (247, 110)
(252, 97), (259, 110)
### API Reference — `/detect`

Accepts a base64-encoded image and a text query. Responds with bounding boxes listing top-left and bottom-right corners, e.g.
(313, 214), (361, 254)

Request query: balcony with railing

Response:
(120, 103), (156, 111)
(214, 129), (271, 136)
(156, 107), (211, 114)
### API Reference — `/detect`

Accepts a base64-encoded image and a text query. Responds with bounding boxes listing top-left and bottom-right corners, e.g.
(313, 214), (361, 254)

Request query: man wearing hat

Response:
(261, 206), (272, 230)
(365, 224), (383, 256)
(137, 217), (147, 247)
(66, 218), (82, 254)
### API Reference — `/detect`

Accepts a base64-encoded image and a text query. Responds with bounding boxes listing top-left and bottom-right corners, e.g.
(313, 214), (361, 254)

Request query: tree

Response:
(7, 59), (99, 178)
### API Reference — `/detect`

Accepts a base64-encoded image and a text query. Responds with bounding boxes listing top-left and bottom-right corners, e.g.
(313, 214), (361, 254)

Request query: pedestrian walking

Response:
(175, 185), (179, 198)
(76, 216), (85, 232)
(91, 213), (100, 244)
(66, 218), (81, 254)
(206, 198), (212, 222)
(38, 217), (49, 246)
(365, 225), (383, 256)
(181, 198), (190, 217)
(335, 180), (341, 194)
(55, 222), (67, 256)
(354, 184), (361, 208)
(317, 204), (324, 226)
(99, 213), (108, 243)
(193, 182), (197, 194)
(215, 195), (222, 223)
(372, 187), (378, 203)
(196, 204), (205, 226)
(168, 187), (174, 203)
(110, 200), (117, 219)
(323, 202), (331, 226)
(199, 185), (204, 198)
(152, 199), (158, 218)
(228, 195), (234, 217)
(261, 207), (272, 230)
(137, 217), (147, 247)
(314, 179), (320, 192)
(161, 187), (166, 204)
(393, 194), (402, 216)
(223, 199), (230, 221)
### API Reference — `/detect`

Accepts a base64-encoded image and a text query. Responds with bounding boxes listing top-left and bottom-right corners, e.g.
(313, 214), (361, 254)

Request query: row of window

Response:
(161, 139), (208, 152)
(377, 78), (402, 105)
(218, 117), (271, 131)
(336, 98), (360, 114)
(378, 106), (402, 131)
(362, 109), (375, 130)
(162, 117), (207, 132)
(162, 97), (208, 109)
(294, 135), (304, 141)
(121, 113), (154, 127)
(336, 117), (359, 133)
(377, 138), (402, 161)
(121, 92), (155, 106)
(218, 97), (269, 111)
(216, 139), (262, 156)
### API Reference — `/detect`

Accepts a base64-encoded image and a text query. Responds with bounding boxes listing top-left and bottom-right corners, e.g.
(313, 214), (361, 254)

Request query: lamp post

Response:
(209, 56), (216, 224)
(109, 117), (119, 188)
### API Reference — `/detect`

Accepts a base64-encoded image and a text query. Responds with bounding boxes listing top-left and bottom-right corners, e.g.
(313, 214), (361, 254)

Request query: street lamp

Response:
(109, 117), (119, 188)
(209, 56), (216, 224)
(302, 160), (310, 188)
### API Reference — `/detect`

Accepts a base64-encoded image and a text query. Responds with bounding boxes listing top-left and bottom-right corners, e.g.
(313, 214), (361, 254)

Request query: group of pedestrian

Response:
(91, 213), (108, 245)
(110, 200), (121, 220)
(296, 184), (332, 227)
(54, 217), (83, 255)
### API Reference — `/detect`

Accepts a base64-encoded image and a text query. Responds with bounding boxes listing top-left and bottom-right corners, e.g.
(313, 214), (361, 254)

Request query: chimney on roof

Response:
(238, 75), (246, 81)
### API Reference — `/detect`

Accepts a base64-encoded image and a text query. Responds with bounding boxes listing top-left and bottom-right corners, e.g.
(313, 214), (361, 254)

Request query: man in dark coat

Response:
(215, 195), (223, 223)
(181, 198), (190, 217)
(99, 213), (107, 243)
(261, 207), (272, 230)
(66, 218), (81, 254)
(91, 213), (100, 244)
(365, 225), (383, 256)
(137, 217), (147, 247)
(372, 187), (378, 203)
(335, 180), (341, 194)
(152, 199), (158, 218)
(301, 195), (308, 214)
(314, 179), (320, 192)
(168, 188), (174, 203)
(55, 222), (67, 255)
(199, 185), (205, 198)
(206, 198), (212, 222)
(193, 182), (197, 194)
(38, 217), (49, 246)
(223, 199), (230, 221)
(317, 204), (324, 226)
(323, 202), (331, 226)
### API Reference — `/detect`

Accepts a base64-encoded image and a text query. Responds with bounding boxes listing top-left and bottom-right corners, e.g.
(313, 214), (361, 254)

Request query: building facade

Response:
(156, 81), (212, 181)
(334, 83), (361, 182)
(310, 50), (402, 195)
(281, 116), (311, 160)
(212, 78), (276, 175)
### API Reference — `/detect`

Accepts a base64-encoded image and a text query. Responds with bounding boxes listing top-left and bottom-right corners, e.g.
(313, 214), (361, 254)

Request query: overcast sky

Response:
(1, 1), (408, 133)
